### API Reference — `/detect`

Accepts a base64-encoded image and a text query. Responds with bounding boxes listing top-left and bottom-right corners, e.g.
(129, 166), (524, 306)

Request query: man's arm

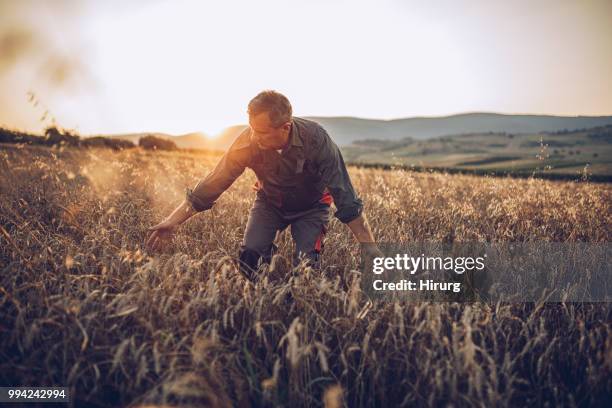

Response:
(185, 136), (250, 212)
(347, 213), (375, 243)
(313, 127), (364, 224)
(162, 199), (197, 225)
(145, 132), (251, 252)
(313, 127), (382, 255)
(348, 213), (383, 258)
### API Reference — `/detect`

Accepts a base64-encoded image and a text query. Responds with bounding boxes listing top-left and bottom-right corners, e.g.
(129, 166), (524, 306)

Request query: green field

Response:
(342, 125), (612, 177)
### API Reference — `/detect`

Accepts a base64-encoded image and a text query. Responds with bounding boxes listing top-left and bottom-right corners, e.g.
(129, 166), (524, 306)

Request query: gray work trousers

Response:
(238, 195), (332, 281)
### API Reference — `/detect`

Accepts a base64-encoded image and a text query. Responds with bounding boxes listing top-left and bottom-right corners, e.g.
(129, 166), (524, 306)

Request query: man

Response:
(146, 90), (382, 282)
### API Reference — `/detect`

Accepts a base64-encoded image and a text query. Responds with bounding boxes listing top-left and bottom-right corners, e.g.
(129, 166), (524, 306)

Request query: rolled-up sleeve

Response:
(314, 127), (364, 223)
(186, 136), (250, 212)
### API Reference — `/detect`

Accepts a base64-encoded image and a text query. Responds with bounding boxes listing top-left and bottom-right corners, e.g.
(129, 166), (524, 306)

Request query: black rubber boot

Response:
(238, 243), (278, 283)
(238, 247), (260, 283)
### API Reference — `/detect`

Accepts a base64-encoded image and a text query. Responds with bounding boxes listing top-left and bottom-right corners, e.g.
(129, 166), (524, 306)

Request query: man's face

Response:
(249, 111), (291, 150)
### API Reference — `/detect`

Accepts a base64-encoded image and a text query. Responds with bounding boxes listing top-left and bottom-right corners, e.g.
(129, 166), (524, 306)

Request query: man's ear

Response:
(282, 121), (292, 133)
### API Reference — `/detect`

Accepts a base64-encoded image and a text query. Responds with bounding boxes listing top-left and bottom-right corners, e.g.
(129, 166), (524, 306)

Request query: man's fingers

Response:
(145, 227), (175, 253)
(146, 232), (163, 252)
(148, 235), (171, 253)
(145, 233), (153, 250)
(151, 236), (161, 252)
(155, 236), (169, 252)
(145, 230), (158, 249)
(151, 237), (160, 252)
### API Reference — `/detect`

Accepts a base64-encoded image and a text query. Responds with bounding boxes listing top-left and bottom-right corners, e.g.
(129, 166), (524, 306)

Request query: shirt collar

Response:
(287, 119), (303, 148)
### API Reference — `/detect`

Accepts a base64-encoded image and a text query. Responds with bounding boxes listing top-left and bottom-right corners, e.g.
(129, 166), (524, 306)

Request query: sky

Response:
(0, 0), (611, 137)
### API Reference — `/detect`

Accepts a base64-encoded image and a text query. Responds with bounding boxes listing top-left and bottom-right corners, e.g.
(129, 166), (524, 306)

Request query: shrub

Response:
(43, 126), (80, 146)
(0, 128), (39, 144)
(139, 135), (177, 150)
(81, 137), (135, 150)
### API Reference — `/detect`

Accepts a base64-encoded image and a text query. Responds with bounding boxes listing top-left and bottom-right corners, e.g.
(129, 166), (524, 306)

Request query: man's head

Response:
(247, 90), (292, 150)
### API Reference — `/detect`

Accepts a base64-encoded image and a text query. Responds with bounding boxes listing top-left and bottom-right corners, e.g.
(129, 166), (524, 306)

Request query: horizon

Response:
(1, 0), (611, 136)
(85, 111), (612, 139)
(3, 109), (612, 139)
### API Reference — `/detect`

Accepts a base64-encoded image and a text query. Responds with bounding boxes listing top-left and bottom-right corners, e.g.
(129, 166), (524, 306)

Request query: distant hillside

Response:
(173, 132), (209, 149)
(307, 113), (612, 146)
(93, 132), (172, 145)
(212, 113), (612, 148)
(83, 112), (612, 150)
(342, 124), (612, 177)
(95, 132), (223, 151)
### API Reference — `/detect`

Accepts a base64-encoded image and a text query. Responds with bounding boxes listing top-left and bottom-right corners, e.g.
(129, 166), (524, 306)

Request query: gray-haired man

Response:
(146, 90), (382, 282)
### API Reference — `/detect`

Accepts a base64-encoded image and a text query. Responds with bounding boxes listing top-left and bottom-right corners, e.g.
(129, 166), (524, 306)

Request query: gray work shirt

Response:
(186, 117), (364, 224)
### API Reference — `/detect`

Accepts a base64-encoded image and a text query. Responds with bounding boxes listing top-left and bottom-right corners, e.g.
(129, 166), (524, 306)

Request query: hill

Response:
(210, 113), (612, 148)
(77, 113), (612, 150)
(98, 132), (217, 150)
(342, 125), (612, 177)
(307, 113), (612, 145)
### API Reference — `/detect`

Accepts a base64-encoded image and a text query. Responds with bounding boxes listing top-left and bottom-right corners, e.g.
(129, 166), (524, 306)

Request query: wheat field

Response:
(0, 144), (610, 407)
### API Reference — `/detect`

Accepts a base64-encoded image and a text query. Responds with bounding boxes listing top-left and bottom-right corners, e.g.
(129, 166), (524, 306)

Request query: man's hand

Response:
(146, 220), (178, 252)
(144, 199), (197, 253)
(347, 213), (384, 258)
(362, 242), (384, 259)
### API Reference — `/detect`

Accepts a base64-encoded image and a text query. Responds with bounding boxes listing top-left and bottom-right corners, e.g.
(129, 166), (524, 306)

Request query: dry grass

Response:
(0, 144), (610, 407)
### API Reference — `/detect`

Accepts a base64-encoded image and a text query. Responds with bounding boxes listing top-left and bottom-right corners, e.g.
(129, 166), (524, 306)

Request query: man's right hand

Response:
(145, 199), (197, 253)
(146, 220), (178, 252)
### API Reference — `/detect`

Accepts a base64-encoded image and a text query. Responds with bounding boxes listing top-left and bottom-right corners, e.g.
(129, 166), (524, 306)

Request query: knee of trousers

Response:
(239, 243), (278, 270)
